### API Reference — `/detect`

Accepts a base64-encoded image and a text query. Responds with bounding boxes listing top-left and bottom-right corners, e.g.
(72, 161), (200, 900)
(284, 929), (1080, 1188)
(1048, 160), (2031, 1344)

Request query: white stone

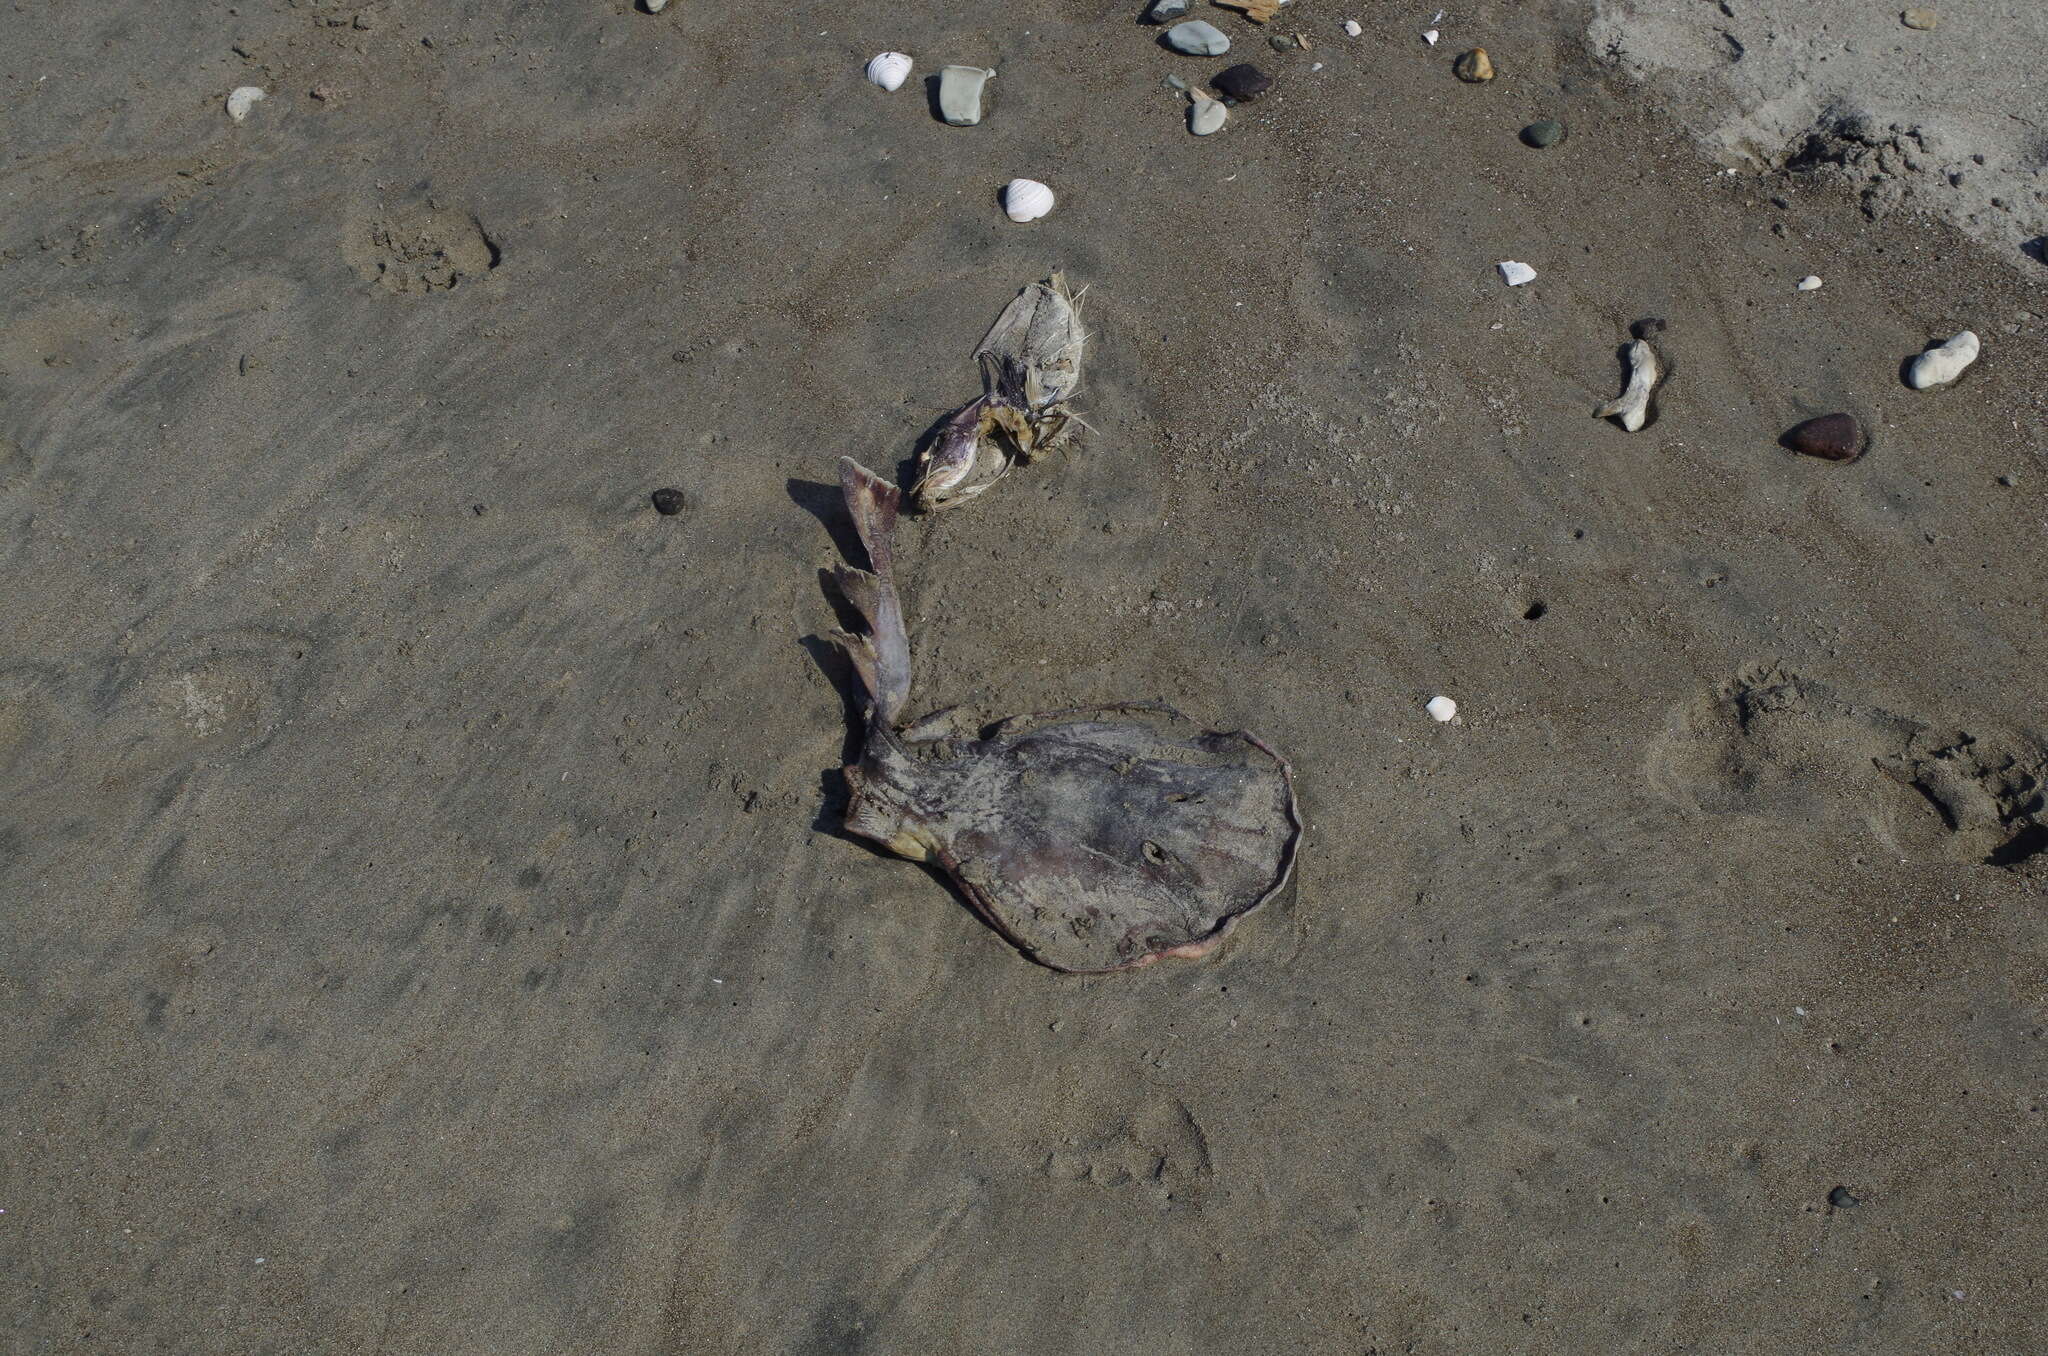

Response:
(1797, 275), (1823, 291)
(866, 52), (913, 92)
(225, 87), (266, 122)
(1426, 696), (1458, 723)
(1167, 20), (1231, 56)
(1906, 330), (1979, 389)
(1189, 97), (1228, 136)
(643, 0), (670, 11)
(1497, 260), (1536, 286)
(1003, 178), (1055, 223)
(1344, 19), (1362, 36)
(1423, 29), (1440, 45)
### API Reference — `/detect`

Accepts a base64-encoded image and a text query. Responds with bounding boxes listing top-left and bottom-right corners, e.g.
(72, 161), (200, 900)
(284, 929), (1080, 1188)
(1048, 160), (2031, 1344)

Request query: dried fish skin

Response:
(829, 458), (1302, 973)
(975, 272), (1086, 438)
(909, 395), (1009, 511)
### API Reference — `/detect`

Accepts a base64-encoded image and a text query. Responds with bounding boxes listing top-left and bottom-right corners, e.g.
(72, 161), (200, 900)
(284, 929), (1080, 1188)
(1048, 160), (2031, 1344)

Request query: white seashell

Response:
(1344, 19), (1362, 36)
(1426, 696), (1458, 723)
(1497, 260), (1536, 286)
(1423, 29), (1440, 45)
(1594, 339), (1661, 432)
(1003, 179), (1055, 224)
(866, 52), (913, 92)
(226, 86), (266, 123)
(1906, 330), (1979, 389)
(1797, 275), (1823, 291)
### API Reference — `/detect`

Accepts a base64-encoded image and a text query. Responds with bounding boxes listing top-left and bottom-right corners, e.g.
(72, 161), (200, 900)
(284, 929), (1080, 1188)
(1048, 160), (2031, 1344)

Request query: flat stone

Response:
(1901, 8), (1938, 30)
(1784, 413), (1864, 462)
(1166, 20), (1230, 57)
(1146, 0), (1190, 21)
(1520, 119), (1564, 148)
(937, 65), (993, 126)
(1189, 97), (1228, 136)
(1163, 73), (1189, 91)
(1212, 63), (1272, 100)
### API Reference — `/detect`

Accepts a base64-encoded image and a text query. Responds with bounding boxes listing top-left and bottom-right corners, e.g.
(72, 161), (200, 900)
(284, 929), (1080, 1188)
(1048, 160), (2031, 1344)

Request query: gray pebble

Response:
(1146, 0), (1191, 21)
(1521, 119), (1565, 148)
(1167, 20), (1230, 56)
(937, 65), (993, 126)
(1189, 97), (1228, 136)
(1268, 34), (1294, 51)
(1164, 73), (1189, 91)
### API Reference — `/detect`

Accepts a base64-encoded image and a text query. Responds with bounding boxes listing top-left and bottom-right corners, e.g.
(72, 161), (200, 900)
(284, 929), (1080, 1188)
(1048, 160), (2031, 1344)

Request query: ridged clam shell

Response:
(1003, 179), (1055, 223)
(865, 52), (913, 92)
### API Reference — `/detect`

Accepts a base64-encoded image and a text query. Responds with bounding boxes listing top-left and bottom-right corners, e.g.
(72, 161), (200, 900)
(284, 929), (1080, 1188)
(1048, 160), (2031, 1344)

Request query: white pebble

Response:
(1906, 330), (1979, 389)
(1497, 260), (1536, 286)
(643, 0), (670, 11)
(225, 87), (266, 123)
(1797, 275), (1823, 291)
(1344, 19), (1362, 36)
(1426, 696), (1458, 723)
(1003, 178), (1055, 223)
(1423, 28), (1440, 45)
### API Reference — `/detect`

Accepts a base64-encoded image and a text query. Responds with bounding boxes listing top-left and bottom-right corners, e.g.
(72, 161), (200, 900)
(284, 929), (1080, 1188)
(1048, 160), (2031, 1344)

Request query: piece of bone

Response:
(1595, 339), (1661, 432)
(226, 86), (266, 122)
(1905, 330), (1979, 389)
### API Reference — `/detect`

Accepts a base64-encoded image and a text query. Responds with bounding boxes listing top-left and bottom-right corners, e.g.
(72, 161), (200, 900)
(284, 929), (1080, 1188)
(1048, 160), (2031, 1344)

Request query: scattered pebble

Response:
(1343, 19), (1362, 37)
(1631, 316), (1666, 339)
(1147, 0), (1191, 21)
(1164, 73), (1190, 91)
(1497, 260), (1536, 286)
(226, 86), (266, 122)
(1901, 7), (1938, 30)
(1453, 48), (1494, 82)
(1828, 1186), (1862, 1209)
(642, 0), (670, 11)
(865, 52), (913, 92)
(1167, 20), (1231, 56)
(1423, 29), (1441, 46)
(1268, 33), (1294, 51)
(1190, 96), (1228, 136)
(1520, 119), (1564, 148)
(937, 66), (993, 126)
(1906, 330), (1979, 388)
(1426, 695), (1458, 723)
(1212, 63), (1273, 100)
(1003, 178), (1056, 223)
(651, 488), (687, 515)
(1784, 412), (1865, 462)
(1797, 274), (1823, 291)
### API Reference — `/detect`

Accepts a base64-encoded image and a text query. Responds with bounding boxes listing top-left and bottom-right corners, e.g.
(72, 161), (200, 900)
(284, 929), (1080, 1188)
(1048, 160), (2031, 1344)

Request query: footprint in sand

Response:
(1041, 1098), (1214, 1209)
(1648, 663), (2047, 867)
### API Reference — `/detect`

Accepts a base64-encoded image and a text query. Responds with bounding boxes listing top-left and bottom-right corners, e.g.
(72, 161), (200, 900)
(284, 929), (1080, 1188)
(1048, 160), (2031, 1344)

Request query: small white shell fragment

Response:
(1423, 28), (1441, 45)
(1425, 695), (1458, 723)
(642, 0), (670, 11)
(1594, 339), (1661, 432)
(1003, 178), (1055, 223)
(1906, 330), (1980, 389)
(225, 86), (266, 123)
(1343, 19), (1362, 36)
(1797, 275), (1823, 291)
(1497, 260), (1536, 286)
(866, 52), (913, 91)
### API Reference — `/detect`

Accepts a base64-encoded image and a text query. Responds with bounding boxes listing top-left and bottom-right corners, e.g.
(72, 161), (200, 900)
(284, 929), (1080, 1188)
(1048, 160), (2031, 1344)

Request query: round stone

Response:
(1166, 20), (1231, 56)
(1189, 97), (1228, 136)
(1520, 119), (1564, 148)
(1901, 8), (1938, 30)
(1784, 413), (1865, 462)
(651, 487), (688, 515)
(1453, 47), (1494, 82)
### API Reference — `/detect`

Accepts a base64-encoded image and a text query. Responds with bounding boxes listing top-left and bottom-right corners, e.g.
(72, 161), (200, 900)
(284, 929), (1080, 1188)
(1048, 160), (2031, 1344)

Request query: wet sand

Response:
(3, 1), (2045, 1351)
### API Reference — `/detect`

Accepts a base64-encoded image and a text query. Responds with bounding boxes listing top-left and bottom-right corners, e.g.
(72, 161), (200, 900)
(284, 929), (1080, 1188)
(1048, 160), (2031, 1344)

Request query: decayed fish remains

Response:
(911, 274), (1088, 511)
(829, 459), (1302, 973)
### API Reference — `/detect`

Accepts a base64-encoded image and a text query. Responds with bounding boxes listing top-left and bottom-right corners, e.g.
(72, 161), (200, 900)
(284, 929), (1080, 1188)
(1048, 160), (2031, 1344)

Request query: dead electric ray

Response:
(828, 457), (1301, 973)
(910, 273), (1088, 511)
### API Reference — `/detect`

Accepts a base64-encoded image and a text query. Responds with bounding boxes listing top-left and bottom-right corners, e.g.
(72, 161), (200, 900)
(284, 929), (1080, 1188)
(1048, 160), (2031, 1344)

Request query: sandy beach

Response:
(3, 0), (2045, 1350)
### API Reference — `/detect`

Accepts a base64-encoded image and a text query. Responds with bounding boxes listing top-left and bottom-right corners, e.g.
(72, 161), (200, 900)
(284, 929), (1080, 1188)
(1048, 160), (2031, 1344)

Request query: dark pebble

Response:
(1785, 413), (1865, 462)
(1829, 1186), (1861, 1209)
(1520, 119), (1565, 148)
(1631, 317), (1666, 339)
(1212, 64), (1273, 100)
(650, 487), (688, 515)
